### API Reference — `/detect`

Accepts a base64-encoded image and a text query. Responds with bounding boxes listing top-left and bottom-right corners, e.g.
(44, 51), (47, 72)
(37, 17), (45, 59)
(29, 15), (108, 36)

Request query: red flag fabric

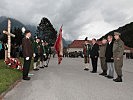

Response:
(54, 26), (63, 64)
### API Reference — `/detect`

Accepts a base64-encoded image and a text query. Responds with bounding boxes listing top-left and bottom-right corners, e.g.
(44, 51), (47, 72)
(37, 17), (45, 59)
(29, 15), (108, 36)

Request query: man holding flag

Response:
(54, 26), (63, 64)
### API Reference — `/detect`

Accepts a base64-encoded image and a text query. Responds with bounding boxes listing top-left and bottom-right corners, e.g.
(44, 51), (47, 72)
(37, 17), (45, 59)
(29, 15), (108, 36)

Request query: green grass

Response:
(0, 58), (33, 94)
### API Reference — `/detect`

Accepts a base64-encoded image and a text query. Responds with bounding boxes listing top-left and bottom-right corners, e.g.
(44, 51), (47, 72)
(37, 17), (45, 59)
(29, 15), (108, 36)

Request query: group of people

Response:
(83, 32), (124, 82)
(20, 30), (125, 82)
(22, 30), (51, 80)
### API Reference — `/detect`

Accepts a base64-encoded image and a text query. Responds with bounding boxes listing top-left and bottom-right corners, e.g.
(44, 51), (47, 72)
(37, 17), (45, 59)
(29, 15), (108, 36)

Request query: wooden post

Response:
(7, 19), (11, 58)
(3, 19), (15, 60)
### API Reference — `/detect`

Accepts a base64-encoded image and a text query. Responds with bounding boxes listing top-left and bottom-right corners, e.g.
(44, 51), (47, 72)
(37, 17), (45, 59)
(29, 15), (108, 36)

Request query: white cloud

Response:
(0, 0), (133, 40)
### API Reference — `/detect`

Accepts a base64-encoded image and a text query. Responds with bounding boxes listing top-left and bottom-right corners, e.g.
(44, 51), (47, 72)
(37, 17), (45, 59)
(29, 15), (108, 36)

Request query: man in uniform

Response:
(33, 37), (40, 71)
(39, 40), (45, 68)
(83, 37), (91, 71)
(22, 30), (33, 80)
(113, 32), (124, 82)
(99, 38), (107, 76)
(43, 41), (51, 67)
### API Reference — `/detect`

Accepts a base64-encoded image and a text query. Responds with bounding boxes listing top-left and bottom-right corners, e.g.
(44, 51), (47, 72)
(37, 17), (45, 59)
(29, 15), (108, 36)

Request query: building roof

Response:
(68, 40), (133, 52)
(68, 40), (92, 48)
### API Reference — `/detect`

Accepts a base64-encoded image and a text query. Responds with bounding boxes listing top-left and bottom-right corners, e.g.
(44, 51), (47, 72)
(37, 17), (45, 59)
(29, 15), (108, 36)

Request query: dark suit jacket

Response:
(22, 37), (33, 58)
(90, 43), (99, 58)
(105, 42), (114, 62)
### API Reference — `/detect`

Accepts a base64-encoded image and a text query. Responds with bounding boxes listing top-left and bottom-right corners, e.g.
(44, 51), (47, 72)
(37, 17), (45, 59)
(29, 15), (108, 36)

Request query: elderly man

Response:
(90, 38), (99, 73)
(113, 32), (124, 82)
(105, 35), (114, 79)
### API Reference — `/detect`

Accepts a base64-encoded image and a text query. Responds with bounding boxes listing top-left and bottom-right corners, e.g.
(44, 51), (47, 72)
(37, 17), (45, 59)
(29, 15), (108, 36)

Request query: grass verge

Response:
(0, 58), (33, 95)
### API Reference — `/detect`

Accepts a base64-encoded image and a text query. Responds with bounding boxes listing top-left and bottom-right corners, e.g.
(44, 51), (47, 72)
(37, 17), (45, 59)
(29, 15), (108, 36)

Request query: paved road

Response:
(3, 58), (133, 100)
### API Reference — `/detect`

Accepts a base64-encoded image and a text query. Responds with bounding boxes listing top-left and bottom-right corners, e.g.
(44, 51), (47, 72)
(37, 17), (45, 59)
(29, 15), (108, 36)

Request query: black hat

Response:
(25, 30), (31, 35)
(102, 38), (107, 40)
(85, 37), (88, 41)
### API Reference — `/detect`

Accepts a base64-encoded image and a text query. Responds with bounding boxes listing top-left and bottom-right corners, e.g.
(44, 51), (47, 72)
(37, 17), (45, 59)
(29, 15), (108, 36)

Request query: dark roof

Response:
(68, 40), (133, 52)
(68, 40), (92, 48)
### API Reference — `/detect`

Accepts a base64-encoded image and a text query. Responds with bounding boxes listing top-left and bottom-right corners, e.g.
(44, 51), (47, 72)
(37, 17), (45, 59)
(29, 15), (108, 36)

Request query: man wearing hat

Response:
(43, 41), (51, 67)
(83, 37), (91, 71)
(113, 32), (124, 82)
(99, 38), (107, 76)
(22, 30), (33, 80)
(33, 37), (41, 71)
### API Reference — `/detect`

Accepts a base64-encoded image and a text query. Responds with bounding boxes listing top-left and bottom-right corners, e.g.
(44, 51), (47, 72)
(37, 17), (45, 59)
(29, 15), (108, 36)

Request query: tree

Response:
(36, 17), (57, 46)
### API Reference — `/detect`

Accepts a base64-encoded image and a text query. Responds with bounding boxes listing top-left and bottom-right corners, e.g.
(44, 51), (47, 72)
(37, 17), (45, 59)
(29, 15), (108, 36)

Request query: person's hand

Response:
(95, 56), (97, 58)
(26, 57), (30, 60)
(111, 57), (114, 60)
(117, 58), (120, 60)
(33, 53), (36, 57)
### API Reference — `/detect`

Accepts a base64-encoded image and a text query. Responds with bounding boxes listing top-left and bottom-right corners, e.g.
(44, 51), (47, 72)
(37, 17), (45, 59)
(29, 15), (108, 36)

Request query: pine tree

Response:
(37, 17), (57, 46)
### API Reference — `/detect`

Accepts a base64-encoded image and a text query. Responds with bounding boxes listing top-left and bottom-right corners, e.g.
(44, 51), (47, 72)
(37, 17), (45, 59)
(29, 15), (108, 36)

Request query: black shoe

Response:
(33, 68), (39, 71)
(40, 66), (44, 68)
(106, 75), (113, 79)
(113, 77), (122, 82)
(99, 72), (107, 76)
(23, 77), (31, 80)
(84, 68), (89, 71)
(90, 71), (97, 73)
(45, 65), (48, 67)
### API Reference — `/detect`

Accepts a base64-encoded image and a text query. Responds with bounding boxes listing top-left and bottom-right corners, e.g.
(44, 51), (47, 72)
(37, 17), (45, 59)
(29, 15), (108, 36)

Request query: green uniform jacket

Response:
(43, 45), (52, 55)
(99, 44), (107, 58)
(33, 42), (39, 54)
(83, 44), (91, 57)
(113, 39), (124, 58)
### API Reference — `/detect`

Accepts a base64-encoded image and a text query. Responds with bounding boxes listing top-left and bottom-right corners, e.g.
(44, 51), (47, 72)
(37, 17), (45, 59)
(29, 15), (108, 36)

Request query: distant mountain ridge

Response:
(0, 16), (70, 47)
(100, 22), (133, 47)
(0, 16), (26, 34)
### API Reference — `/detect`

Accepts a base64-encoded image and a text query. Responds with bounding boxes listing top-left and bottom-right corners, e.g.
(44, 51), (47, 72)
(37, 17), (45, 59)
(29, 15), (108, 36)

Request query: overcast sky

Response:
(0, 0), (133, 40)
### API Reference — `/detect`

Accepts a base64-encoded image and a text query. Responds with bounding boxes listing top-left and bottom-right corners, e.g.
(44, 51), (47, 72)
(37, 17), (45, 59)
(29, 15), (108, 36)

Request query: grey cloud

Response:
(0, 0), (133, 40)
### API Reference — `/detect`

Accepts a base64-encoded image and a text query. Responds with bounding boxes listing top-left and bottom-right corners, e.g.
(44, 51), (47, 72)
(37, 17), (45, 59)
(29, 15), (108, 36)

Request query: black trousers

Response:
(91, 57), (98, 72)
(23, 57), (31, 78)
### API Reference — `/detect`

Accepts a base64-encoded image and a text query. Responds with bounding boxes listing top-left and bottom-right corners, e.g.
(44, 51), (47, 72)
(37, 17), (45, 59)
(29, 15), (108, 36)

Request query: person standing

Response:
(39, 40), (45, 68)
(99, 38), (107, 76)
(105, 35), (114, 79)
(113, 32), (124, 82)
(33, 38), (40, 71)
(90, 38), (99, 73)
(83, 37), (91, 71)
(44, 42), (51, 67)
(22, 30), (33, 80)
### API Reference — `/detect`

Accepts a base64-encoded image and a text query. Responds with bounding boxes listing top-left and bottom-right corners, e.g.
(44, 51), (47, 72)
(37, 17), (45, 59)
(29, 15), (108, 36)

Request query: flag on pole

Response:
(54, 25), (63, 64)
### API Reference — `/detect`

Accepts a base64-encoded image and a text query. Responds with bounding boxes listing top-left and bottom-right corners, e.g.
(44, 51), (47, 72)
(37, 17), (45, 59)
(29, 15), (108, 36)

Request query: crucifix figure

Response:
(3, 19), (15, 60)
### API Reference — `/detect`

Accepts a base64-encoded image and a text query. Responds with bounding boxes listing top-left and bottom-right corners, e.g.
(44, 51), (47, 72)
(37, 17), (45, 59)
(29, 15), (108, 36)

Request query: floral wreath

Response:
(4, 57), (23, 71)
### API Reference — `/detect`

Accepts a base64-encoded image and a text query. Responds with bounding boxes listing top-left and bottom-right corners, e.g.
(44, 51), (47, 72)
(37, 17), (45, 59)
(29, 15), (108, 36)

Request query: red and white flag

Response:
(54, 25), (63, 64)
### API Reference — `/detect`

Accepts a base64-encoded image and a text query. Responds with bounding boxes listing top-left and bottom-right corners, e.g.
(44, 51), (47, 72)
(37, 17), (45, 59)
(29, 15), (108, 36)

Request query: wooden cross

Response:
(3, 19), (15, 59)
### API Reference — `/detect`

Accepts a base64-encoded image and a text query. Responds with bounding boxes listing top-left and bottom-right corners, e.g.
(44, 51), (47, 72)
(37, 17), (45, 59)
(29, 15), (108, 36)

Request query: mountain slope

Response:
(0, 16), (26, 34)
(100, 22), (133, 47)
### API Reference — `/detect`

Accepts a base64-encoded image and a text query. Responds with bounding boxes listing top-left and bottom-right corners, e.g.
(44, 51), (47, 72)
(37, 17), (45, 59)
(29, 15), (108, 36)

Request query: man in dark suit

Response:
(22, 30), (33, 80)
(90, 38), (99, 73)
(105, 35), (114, 79)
